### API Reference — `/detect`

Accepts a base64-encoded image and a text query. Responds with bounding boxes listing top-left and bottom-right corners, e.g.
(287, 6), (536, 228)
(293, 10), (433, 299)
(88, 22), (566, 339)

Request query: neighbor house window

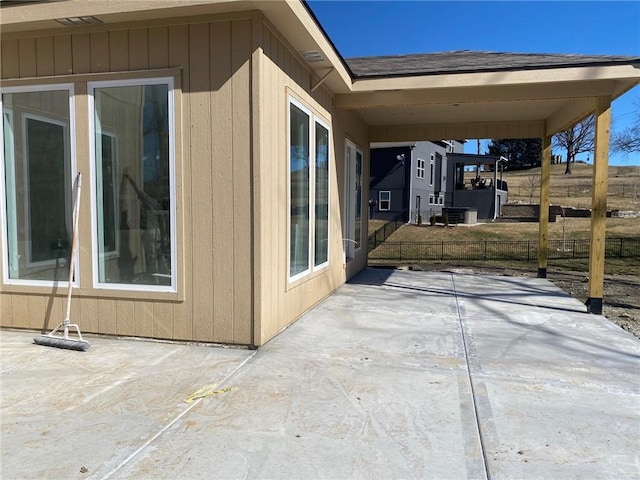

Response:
(90, 78), (176, 291)
(429, 154), (435, 186)
(289, 97), (330, 280)
(1, 85), (75, 284)
(379, 191), (391, 211)
(429, 194), (434, 205)
(417, 157), (425, 178)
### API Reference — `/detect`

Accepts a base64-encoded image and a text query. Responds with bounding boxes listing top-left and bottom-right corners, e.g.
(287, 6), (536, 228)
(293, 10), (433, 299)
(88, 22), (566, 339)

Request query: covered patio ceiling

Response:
(335, 54), (640, 141)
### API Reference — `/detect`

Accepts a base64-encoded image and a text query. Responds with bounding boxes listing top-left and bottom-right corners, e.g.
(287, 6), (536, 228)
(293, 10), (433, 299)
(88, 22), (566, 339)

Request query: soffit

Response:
(337, 63), (640, 136)
(0, 0), (254, 31)
(0, 0), (354, 93)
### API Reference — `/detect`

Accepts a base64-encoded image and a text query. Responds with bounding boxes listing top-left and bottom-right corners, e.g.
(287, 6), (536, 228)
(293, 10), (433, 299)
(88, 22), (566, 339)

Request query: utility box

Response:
(464, 209), (478, 224)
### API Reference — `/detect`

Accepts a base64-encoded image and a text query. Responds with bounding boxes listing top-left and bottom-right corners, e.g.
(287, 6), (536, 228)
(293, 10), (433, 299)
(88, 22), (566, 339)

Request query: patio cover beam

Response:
(369, 120), (545, 143)
(335, 81), (617, 110)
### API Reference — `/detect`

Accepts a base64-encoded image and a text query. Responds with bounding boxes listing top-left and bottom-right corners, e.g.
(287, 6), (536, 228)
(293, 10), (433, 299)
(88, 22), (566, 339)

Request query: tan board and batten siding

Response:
(0, 11), (369, 346)
(255, 20), (368, 343)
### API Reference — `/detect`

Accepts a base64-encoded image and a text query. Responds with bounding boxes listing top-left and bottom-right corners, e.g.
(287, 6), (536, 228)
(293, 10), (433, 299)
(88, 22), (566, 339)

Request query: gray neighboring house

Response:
(370, 141), (507, 223)
(446, 152), (509, 221)
(370, 140), (464, 223)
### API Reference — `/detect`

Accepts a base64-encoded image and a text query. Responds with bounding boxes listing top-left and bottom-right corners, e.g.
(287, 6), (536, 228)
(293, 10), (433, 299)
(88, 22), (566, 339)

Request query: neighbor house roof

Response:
(346, 51), (640, 78)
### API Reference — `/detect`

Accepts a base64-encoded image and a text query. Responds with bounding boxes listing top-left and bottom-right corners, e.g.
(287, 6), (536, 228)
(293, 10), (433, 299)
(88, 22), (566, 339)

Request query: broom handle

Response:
(64, 173), (82, 325)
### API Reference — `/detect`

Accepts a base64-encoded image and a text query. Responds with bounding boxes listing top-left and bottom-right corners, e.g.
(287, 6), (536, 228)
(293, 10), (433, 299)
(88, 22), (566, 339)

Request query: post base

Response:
(585, 297), (603, 315)
(537, 268), (547, 279)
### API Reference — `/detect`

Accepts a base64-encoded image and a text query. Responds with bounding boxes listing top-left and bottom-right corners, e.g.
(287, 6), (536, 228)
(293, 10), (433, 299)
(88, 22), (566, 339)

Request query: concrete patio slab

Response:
(1, 268), (639, 479)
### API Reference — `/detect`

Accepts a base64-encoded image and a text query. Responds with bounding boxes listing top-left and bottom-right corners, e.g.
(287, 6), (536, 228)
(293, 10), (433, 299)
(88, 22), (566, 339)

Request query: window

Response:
(416, 157), (425, 178)
(1, 85), (75, 284)
(289, 97), (330, 280)
(446, 140), (455, 153)
(429, 154), (435, 186)
(438, 194), (444, 205)
(429, 194), (434, 205)
(355, 149), (362, 249)
(314, 122), (329, 267)
(344, 140), (362, 259)
(379, 191), (391, 211)
(90, 78), (176, 291)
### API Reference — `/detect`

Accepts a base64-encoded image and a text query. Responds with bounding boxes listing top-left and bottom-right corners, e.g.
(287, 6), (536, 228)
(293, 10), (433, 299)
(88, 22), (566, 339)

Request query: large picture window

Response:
(289, 97), (330, 280)
(90, 79), (175, 291)
(1, 86), (75, 284)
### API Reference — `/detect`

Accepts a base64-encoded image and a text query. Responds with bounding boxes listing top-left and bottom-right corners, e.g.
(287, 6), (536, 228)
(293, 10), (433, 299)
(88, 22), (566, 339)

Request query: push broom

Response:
(34, 172), (90, 351)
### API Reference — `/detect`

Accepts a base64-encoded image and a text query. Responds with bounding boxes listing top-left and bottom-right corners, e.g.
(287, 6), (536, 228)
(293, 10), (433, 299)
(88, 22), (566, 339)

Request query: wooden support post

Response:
(587, 96), (611, 315)
(538, 135), (551, 278)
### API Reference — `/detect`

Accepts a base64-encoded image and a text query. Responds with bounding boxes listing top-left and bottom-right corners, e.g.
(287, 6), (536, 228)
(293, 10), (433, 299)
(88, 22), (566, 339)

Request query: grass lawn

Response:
(383, 217), (640, 243)
(368, 219), (389, 235)
(502, 163), (640, 211)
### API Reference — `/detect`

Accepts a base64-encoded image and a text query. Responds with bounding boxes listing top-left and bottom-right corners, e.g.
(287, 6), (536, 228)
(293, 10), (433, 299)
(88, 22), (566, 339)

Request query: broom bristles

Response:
(34, 335), (90, 351)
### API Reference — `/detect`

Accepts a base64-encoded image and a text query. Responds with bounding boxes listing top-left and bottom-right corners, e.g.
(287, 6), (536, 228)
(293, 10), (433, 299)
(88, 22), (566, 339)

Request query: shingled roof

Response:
(345, 51), (640, 78)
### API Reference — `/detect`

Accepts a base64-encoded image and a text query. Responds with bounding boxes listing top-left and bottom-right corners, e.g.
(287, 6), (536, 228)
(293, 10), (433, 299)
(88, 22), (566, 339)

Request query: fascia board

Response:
(258, 0), (352, 93)
(350, 64), (640, 93)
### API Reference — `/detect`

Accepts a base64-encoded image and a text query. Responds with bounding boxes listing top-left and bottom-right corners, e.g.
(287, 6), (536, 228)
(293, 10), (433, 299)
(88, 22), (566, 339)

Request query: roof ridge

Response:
(346, 51), (640, 61)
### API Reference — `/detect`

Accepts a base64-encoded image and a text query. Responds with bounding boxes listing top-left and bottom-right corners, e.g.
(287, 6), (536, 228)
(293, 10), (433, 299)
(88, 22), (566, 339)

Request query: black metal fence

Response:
(368, 213), (405, 251)
(369, 237), (640, 262)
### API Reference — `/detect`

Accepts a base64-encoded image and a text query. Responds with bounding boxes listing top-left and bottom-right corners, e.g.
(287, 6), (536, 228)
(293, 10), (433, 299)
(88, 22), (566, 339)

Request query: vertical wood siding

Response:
(1, 17), (254, 344)
(255, 23), (369, 344)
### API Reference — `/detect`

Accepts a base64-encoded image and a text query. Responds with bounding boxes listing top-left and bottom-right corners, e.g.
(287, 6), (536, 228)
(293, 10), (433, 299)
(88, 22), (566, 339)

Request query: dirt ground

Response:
(404, 263), (640, 339)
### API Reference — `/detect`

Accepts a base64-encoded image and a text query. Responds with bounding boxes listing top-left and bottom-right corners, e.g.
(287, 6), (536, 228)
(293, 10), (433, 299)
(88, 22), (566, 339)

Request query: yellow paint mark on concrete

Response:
(184, 384), (236, 404)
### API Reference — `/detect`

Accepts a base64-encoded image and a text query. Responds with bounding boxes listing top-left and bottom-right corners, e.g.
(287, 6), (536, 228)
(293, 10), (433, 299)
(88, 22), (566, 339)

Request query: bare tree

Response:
(525, 173), (541, 203)
(553, 116), (595, 174)
(611, 97), (640, 154)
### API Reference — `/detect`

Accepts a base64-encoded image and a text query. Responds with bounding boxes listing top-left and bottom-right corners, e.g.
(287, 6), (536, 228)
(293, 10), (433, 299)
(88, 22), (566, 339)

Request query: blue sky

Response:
(307, 1), (640, 166)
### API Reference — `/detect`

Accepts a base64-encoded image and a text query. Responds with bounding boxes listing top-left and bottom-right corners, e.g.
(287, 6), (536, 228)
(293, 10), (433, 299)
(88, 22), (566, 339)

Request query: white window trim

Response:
(354, 147), (363, 253)
(88, 77), (177, 293)
(416, 157), (425, 179)
(429, 154), (435, 187)
(287, 96), (331, 283)
(313, 116), (331, 271)
(2, 108), (16, 279)
(0, 83), (78, 288)
(378, 190), (391, 211)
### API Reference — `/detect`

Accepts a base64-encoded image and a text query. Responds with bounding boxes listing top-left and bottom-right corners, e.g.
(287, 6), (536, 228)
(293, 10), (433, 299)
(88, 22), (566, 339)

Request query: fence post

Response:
(573, 239), (576, 259)
(484, 241), (487, 261)
(441, 241), (444, 261)
(619, 238), (624, 258)
(527, 240), (530, 262)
